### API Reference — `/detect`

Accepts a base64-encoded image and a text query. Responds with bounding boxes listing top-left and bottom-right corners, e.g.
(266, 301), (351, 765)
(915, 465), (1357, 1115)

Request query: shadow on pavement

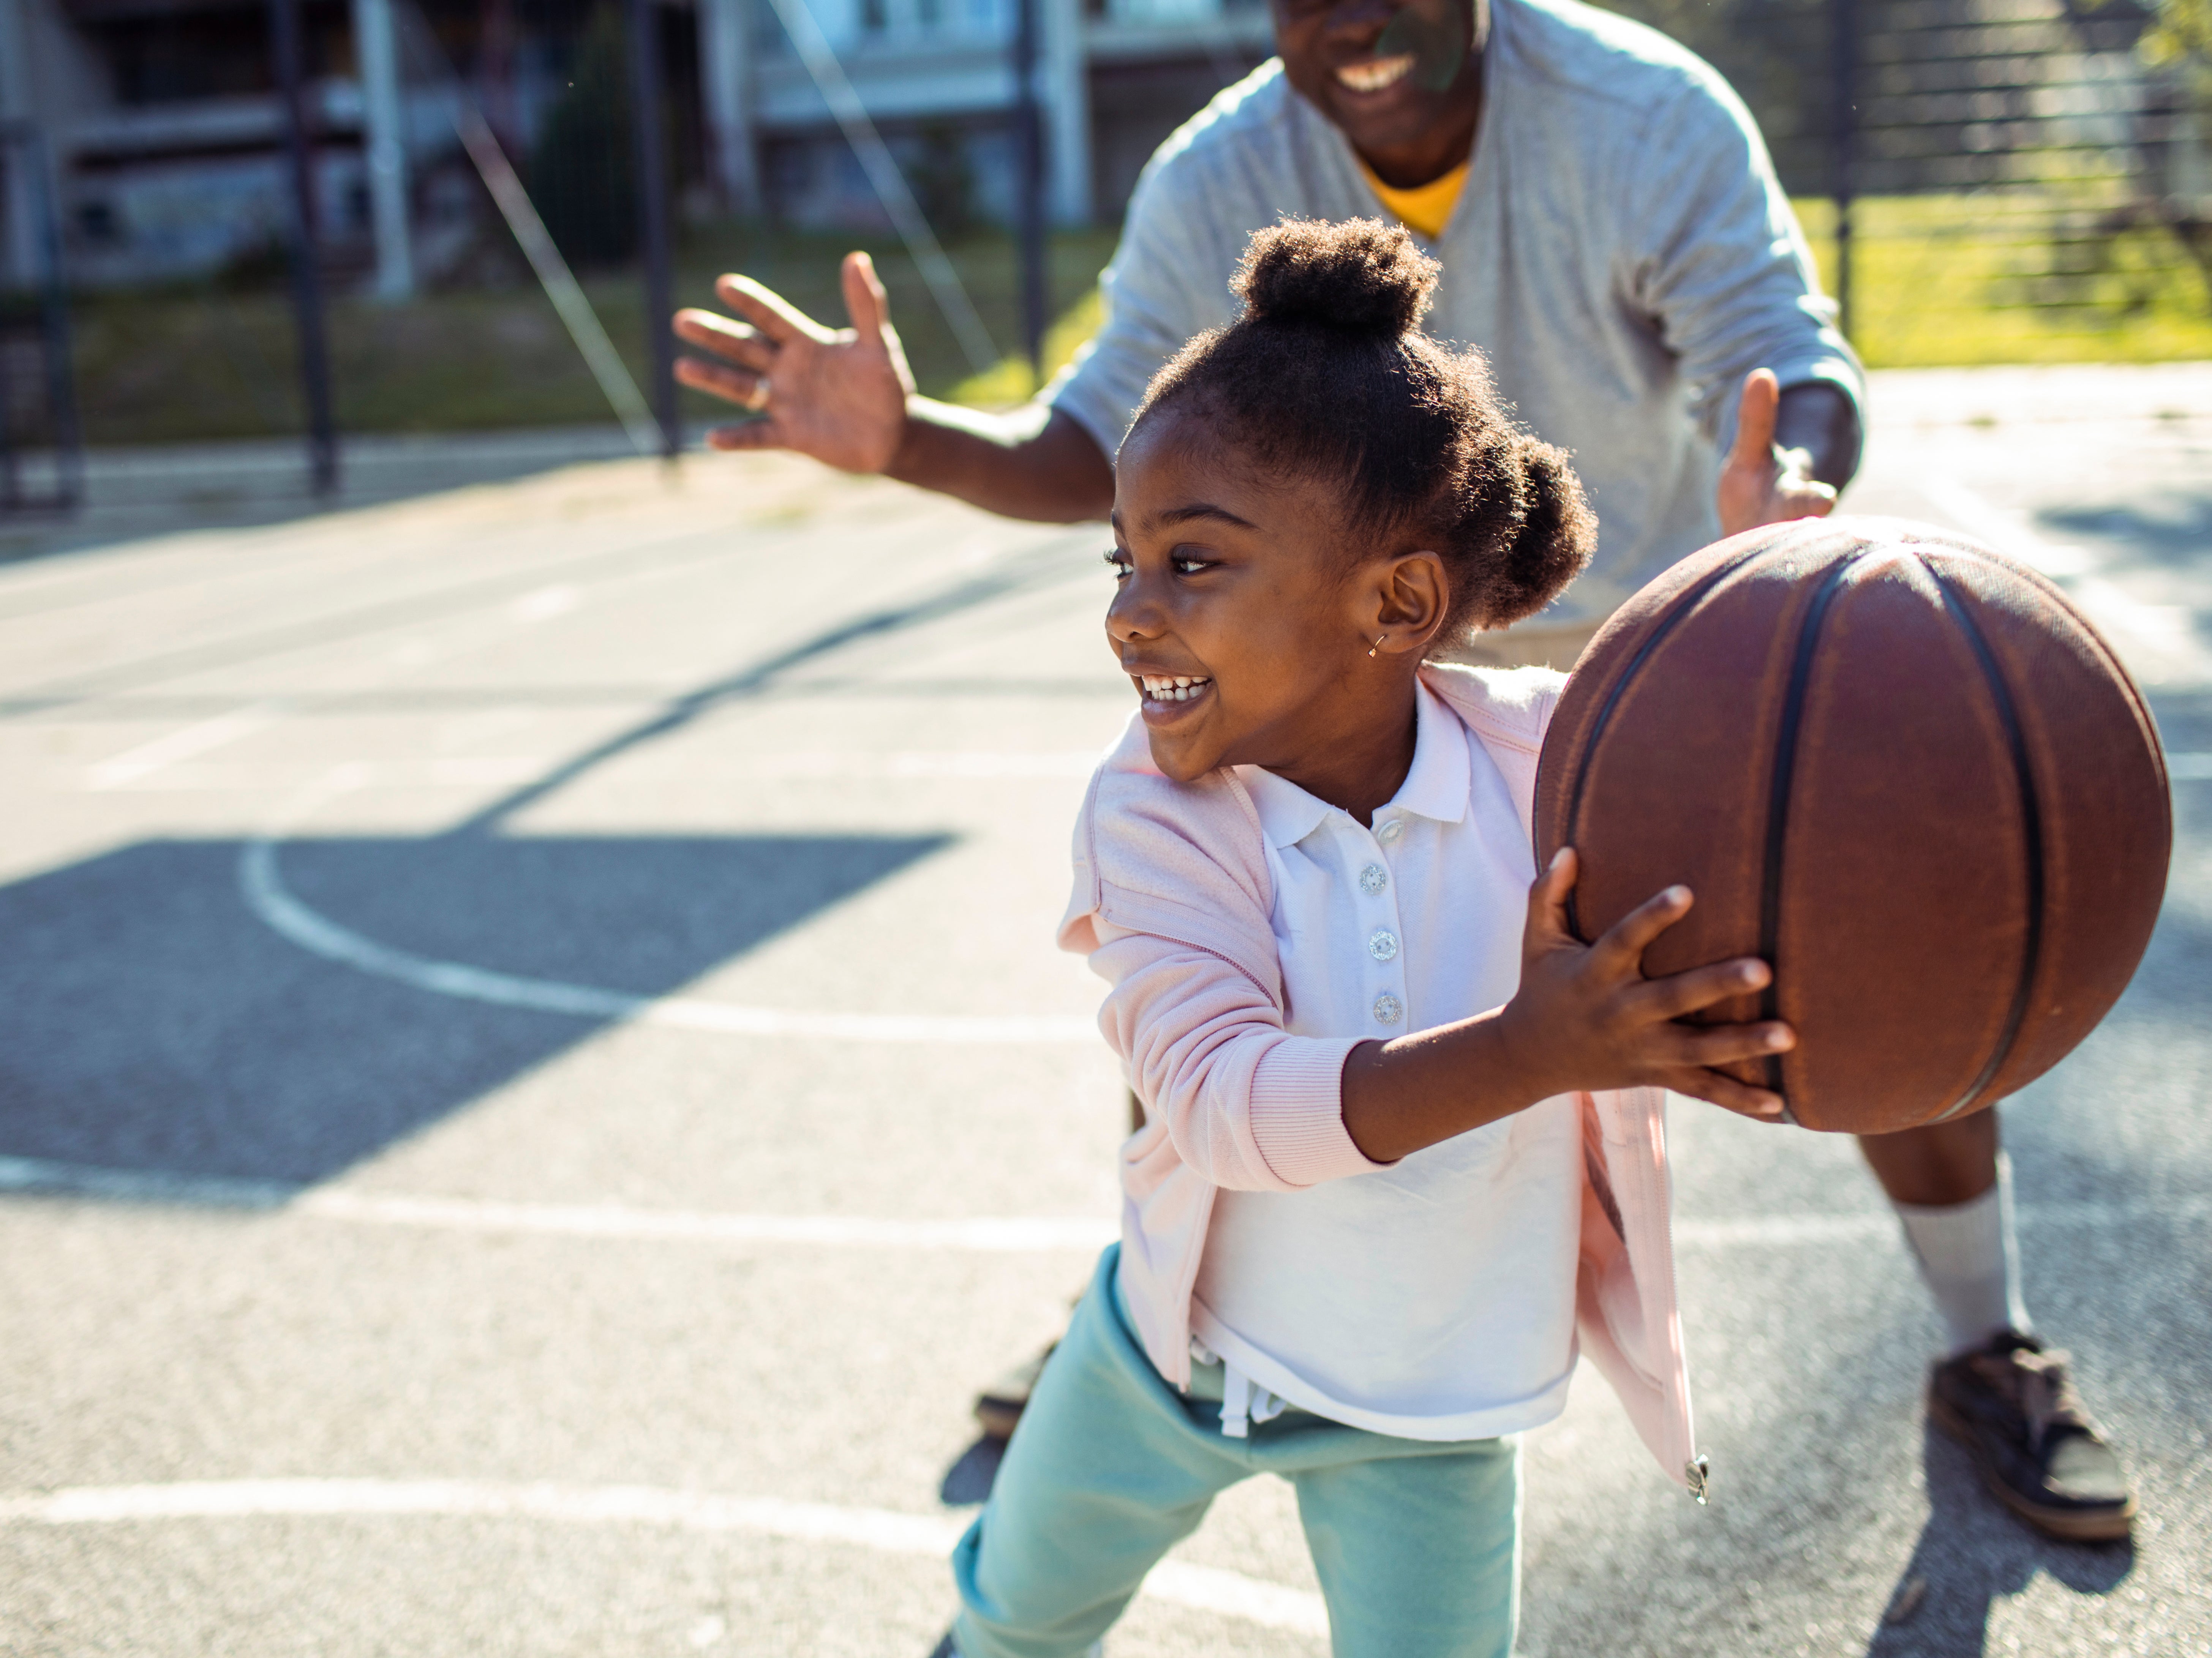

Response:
(1865, 1420), (2133, 1657)
(2038, 494), (2212, 568)
(940, 1435), (1006, 1506)
(0, 829), (949, 1184)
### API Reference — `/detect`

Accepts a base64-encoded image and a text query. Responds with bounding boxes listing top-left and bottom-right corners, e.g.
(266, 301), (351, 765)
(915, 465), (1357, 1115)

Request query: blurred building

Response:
(0, 0), (2201, 300)
(0, 0), (1270, 295)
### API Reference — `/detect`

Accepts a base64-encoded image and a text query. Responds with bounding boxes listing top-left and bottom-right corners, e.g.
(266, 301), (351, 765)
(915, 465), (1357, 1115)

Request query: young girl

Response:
(940, 219), (1793, 1658)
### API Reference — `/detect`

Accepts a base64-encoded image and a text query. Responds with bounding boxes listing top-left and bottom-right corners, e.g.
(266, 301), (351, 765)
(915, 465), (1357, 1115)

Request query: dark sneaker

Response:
(1928, 1330), (2136, 1541)
(973, 1340), (1055, 1442)
(931, 1632), (1099, 1657)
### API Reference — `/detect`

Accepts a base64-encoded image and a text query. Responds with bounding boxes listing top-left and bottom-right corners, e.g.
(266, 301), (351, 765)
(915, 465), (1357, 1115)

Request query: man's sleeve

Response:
(1622, 72), (1867, 454)
(1045, 160), (1225, 459)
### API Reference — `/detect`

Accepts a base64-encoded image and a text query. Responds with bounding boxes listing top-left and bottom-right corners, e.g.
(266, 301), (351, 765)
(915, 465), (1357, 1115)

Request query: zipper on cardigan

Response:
(1651, 1103), (1710, 1506)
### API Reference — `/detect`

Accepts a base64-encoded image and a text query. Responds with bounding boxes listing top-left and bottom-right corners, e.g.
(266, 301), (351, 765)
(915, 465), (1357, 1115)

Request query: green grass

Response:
(65, 225), (1122, 446)
(58, 198), (2212, 447)
(1798, 194), (2212, 368)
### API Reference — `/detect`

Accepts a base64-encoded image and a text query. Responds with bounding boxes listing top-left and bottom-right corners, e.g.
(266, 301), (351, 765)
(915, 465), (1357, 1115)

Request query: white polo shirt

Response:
(1190, 683), (1584, 1441)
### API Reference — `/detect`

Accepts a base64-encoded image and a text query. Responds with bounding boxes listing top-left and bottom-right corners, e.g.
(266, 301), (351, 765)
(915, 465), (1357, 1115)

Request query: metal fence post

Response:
(270, 0), (339, 497)
(1831, 0), (1857, 340)
(627, 0), (680, 459)
(1013, 0), (1047, 380)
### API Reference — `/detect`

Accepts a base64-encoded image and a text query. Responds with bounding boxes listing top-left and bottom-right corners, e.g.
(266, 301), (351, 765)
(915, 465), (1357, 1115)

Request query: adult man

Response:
(674, 0), (2133, 1541)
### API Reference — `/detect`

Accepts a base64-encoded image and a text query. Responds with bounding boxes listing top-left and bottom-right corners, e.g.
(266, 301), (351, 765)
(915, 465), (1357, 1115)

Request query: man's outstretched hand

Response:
(673, 251), (913, 474)
(1716, 367), (1841, 537)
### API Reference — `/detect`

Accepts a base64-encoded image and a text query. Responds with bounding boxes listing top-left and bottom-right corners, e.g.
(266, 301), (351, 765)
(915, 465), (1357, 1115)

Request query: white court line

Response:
(235, 768), (1097, 1046)
(0, 1478), (1331, 1637)
(85, 700), (286, 789)
(3, 1154), (2203, 1250)
(88, 750), (1107, 793)
(0, 1154), (1115, 1249)
(292, 1189), (1119, 1253)
(2170, 752), (2212, 781)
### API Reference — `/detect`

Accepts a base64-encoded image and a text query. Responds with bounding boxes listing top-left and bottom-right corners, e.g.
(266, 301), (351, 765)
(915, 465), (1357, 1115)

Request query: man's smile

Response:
(1335, 52), (1418, 94)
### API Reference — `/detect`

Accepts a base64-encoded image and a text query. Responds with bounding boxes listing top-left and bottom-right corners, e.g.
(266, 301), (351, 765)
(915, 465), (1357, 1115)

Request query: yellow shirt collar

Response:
(1358, 159), (1470, 242)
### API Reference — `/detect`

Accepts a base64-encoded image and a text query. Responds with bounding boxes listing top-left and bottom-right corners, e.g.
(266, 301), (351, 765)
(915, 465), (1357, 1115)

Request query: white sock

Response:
(1891, 1150), (2032, 1356)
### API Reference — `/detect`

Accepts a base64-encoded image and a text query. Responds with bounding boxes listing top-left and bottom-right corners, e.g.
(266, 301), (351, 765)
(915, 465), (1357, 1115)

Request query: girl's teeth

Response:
(1140, 675), (1209, 702)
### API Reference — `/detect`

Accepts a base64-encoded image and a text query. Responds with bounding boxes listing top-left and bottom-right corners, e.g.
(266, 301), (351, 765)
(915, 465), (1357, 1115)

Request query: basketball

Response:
(1534, 517), (2171, 1135)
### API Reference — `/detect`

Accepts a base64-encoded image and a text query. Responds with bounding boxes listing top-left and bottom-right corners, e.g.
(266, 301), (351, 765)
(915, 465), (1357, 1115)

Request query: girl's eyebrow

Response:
(1154, 502), (1258, 531)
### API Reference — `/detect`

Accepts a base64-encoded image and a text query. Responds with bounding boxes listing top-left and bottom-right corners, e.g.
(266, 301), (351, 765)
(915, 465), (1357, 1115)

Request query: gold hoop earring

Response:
(1369, 635), (1386, 658)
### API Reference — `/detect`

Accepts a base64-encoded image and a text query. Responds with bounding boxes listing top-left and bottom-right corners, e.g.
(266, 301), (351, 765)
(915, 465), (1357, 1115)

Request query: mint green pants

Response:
(950, 1246), (1522, 1658)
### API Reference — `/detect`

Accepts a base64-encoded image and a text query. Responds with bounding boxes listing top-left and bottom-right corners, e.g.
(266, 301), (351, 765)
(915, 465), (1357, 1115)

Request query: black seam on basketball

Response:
(1559, 540), (1782, 941)
(1758, 554), (1863, 1096)
(1919, 554), (2045, 1123)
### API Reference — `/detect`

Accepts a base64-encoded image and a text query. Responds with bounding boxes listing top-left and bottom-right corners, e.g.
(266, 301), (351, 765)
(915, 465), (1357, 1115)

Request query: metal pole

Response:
(270, 0), (339, 497)
(352, 0), (414, 300)
(627, 0), (679, 459)
(1013, 0), (1047, 381)
(24, 125), (82, 510)
(1831, 0), (1856, 340)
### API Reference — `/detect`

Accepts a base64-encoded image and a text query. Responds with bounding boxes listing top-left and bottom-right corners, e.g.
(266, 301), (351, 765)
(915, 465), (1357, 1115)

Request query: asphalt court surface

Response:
(1, 365), (2207, 1656)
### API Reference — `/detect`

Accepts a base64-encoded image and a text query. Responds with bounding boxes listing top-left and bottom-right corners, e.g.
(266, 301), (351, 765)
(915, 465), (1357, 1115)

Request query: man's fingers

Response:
(715, 273), (828, 344)
(1724, 367), (1780, 476)
(1589, 882), (1694, 974)
(674, 317), (773, 377)
(1777, 475), (1839, 518)
(673, 309), (774, 372)
(1624, 956), (1770, 1022)
(675, 356), (769, 409)
(705, 418), (785, 452)
(1668, 1069), (1789, 1122)
(843, 251), (891, 351)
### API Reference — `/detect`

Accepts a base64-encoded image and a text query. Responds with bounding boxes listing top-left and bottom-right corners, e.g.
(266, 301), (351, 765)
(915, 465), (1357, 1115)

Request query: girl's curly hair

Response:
(1130, 216), (1596, 642)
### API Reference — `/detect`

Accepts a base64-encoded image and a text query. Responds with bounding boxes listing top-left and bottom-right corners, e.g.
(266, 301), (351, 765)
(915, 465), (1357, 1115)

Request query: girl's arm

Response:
(1341, 848), (1795, 1164)
(1092, 924), (1386, 1193)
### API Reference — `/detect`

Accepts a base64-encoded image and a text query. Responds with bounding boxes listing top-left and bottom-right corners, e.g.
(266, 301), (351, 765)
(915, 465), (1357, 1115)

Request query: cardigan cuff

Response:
(1249, 1037), (1384, 1187)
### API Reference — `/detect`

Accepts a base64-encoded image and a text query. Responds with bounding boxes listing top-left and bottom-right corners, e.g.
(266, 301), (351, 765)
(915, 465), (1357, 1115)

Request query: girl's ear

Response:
(1368, 550), (1449, 657)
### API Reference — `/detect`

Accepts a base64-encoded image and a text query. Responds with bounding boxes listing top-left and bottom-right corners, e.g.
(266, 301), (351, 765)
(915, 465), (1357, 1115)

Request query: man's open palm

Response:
(673, 251), (914, 474)
(1716, 366), (1839, 537)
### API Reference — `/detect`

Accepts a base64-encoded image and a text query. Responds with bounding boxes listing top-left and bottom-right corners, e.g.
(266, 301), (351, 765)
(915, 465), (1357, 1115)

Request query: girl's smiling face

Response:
(1105, 408), (1450, 820)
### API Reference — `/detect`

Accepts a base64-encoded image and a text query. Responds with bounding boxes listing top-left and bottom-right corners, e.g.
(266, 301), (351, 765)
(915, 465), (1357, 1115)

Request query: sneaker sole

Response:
(972, 1397), (1023, 1443)
(1926, 1388), (2137, 1542)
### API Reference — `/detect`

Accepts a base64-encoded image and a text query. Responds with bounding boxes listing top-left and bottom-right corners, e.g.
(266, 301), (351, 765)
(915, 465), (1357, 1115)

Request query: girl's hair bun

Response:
(1232, 217), (1439, 339)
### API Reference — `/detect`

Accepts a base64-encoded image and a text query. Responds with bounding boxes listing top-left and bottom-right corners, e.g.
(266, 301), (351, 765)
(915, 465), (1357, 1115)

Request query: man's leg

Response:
(1861, 1110), (2135, 1540)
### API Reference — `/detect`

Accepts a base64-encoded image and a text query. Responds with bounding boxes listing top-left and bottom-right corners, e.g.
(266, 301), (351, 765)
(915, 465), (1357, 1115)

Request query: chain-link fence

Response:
(1605, 0), (2212, 363)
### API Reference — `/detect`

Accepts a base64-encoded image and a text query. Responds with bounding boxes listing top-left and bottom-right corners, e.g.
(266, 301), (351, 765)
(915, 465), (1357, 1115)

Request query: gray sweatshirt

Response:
(1046, 0), (1865, 623)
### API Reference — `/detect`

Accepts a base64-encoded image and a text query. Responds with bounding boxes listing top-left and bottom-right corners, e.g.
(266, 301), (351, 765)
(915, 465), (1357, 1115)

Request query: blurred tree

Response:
(530, 5), (637, 268)
(2138, 0), (2212, 299)
(2141, 0), (2212, 101)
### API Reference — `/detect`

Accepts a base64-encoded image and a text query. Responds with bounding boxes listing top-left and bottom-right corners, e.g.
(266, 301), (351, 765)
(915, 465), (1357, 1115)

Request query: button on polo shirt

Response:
(1191, 683), (1585, 1440)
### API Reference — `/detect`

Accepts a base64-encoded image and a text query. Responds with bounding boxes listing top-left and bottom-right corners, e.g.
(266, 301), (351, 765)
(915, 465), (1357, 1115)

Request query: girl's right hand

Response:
(1498, 847), (1795, 1121)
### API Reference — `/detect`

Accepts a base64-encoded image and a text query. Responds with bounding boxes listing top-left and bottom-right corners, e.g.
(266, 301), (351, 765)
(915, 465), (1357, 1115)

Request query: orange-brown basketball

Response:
(1534, 517), (2171, 1134)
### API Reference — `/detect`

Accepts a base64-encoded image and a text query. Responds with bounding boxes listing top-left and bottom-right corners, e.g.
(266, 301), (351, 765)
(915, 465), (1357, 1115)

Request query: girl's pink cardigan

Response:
(1056, 662), (1705, 1494)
